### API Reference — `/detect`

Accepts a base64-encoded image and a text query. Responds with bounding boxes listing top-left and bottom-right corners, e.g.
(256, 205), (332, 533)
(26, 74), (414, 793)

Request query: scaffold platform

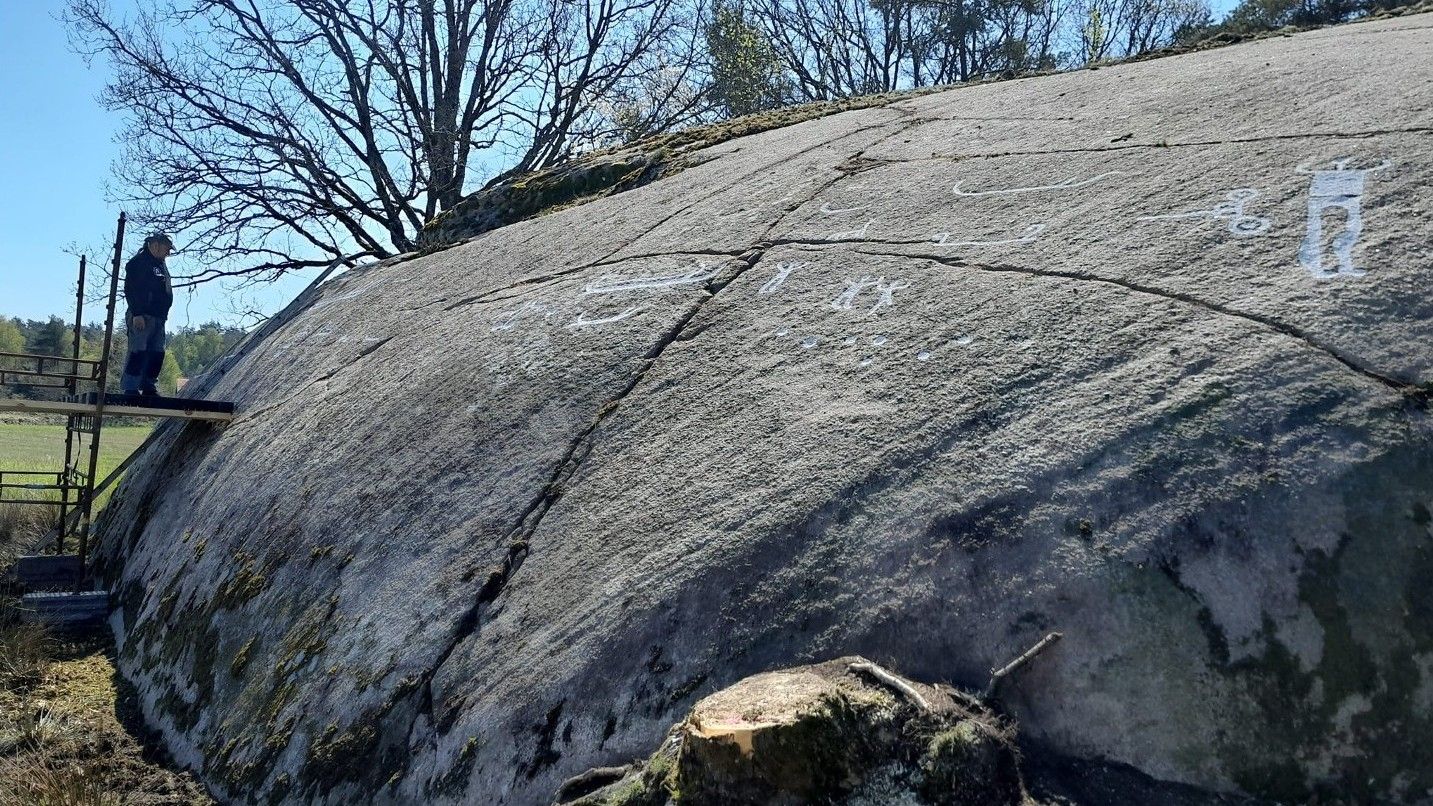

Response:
(0, 392), (234, 421)
(1, 212), (235, 621)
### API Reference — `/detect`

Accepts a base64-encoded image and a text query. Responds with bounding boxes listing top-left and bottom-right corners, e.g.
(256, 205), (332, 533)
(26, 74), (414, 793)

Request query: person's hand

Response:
(132, 315), (147, 331)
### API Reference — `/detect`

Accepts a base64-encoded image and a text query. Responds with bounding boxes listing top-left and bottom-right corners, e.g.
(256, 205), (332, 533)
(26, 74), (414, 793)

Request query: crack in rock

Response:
(853, 246), (1426, 400)
(408, 245), (773, 765)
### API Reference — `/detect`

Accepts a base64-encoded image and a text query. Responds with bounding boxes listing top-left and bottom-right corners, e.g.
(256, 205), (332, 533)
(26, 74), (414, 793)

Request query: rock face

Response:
(97, 13), (1432, 806)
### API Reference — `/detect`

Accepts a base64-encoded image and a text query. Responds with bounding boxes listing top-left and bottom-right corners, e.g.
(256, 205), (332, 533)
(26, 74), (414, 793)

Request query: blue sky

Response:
(0, 1), (313, 328)
(1, 0), (1240, 329)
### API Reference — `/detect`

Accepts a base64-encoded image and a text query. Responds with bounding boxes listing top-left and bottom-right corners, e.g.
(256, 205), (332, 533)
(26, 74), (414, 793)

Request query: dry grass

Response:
(0, 755), (122, 805)
(0, 604), (213, 805)
(0, 618), (52, 693)
(0, 498), (60, 564)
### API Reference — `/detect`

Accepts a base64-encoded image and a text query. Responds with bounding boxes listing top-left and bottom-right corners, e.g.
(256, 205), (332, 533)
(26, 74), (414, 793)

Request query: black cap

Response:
(146, 233), (175, 248)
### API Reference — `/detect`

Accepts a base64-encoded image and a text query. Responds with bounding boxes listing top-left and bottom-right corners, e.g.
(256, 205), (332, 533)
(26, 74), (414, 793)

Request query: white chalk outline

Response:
(831, 220), (875, 240)
(568, 306), (647, 329)
(759, 262), (805, 295)
(870, 278), (911, 313)
(1137, 188), (1271, 236)
(820, 203), (868, 215)
(1294, 157), (1391, 279)
(952, 171), (1130, 197)
(832, 276), (881, 310)
(583, 263), (716, 295)
(932, 223), (1047, 248)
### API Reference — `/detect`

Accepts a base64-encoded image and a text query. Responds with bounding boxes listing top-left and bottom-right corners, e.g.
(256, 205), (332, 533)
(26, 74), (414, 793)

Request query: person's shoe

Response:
(140, 386), (160, 397)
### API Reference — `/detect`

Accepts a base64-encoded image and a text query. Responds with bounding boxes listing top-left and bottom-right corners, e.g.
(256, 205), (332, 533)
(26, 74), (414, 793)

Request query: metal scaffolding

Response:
(1, 213), (232, 596)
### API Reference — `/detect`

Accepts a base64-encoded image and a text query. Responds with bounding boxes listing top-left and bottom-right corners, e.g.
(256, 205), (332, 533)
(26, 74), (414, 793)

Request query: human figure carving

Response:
(1295, 158), (1390, 278)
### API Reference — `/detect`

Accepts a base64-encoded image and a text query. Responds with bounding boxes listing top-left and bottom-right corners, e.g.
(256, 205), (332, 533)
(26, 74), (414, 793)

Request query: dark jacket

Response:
(124, 249), (173, 318)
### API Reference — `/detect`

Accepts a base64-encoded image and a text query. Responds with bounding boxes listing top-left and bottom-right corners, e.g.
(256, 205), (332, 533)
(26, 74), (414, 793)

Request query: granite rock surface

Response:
(97, 13), (1433, 805)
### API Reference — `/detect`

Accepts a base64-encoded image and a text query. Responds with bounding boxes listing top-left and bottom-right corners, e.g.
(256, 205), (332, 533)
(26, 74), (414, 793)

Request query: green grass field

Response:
(0, 422), (152, 483)
(0, 421), (154, 548)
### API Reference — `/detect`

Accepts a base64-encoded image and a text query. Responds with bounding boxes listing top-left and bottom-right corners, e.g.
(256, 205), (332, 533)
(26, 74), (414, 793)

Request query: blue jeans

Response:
(120, 312), (167, 394)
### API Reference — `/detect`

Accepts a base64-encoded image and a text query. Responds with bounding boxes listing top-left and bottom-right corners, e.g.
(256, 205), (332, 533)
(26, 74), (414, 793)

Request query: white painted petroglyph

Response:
(801, 336), (820, 349)
(491, 301), (554, 332)
(844, 336), (858, 346)
(832, 220), (875, 239)
(568, 306), (646, 329)
(820, 203), (868, 215)
(932, 223), (1047, 248)
(776, 328), (790, 337)
(759, 262), (805, 295)
(952, 171), (1128, 197)
(871, 335), (888, 347)
(832, 276), (881, 310)
(1295, 158), (1390, 278)
(860, 358), (874, 367)
(870, 279), (911, 313)
(955, 335), (975, 346)
(1137, 188), (1271, 236)
(917, 350), (932, 361)
(832, 276), (909, 312)
(583, 262), (716, 294)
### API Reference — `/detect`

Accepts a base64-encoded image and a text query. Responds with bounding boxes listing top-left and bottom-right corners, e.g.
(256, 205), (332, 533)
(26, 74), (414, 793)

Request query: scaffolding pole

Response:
(75, 212), (126, 573)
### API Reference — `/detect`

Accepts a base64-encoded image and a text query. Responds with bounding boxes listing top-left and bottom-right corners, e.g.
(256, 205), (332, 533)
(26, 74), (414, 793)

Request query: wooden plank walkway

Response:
(0, 394), (233, 422)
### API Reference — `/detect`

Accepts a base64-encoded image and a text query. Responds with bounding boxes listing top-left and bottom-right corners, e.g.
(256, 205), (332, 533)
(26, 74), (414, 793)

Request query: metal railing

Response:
(1, 216), (127, 585)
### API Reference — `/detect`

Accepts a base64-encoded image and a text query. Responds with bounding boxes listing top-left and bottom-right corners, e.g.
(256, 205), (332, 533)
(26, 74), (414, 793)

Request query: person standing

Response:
(120, 234), (174, 396)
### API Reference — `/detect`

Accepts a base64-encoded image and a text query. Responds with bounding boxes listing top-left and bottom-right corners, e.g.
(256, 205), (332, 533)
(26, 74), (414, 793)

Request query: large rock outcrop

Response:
(98, 12), (1432, 805)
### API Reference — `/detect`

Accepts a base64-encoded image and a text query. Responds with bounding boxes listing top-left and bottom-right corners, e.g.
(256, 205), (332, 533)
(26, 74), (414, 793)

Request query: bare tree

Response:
(67, 0), (700, 286)
(737, 0), (1065, 101)
(1074, 0), (1208, 62)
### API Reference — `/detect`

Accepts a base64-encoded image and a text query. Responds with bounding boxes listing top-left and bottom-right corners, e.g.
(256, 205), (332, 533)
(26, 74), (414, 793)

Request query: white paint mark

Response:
(832, 276), (909, 313)
(568, 306), (646, 329)
(831, 220), (875, 240)
(932, 223), (1047, 248)
(491, 301), (554, 332)
(955, 335), (975, 346)
(820, 203), (868, 215)
(801, 336), (820, 349)
(776, 328), (790, 337)
(860, 358), (874, 367)
(583, 262), (716, 295)
(917, 350), (932, 361)
(832, 276), (881, 310)
(871, 335), (888, 346)
(952, 171), (1129, 197)
(843, 336), (858, 346)
(870, 278), (911, 313)
(759, 262), (805, 295)
(1137, 188), (1271, 236)
(1295, 157), (1390, 278)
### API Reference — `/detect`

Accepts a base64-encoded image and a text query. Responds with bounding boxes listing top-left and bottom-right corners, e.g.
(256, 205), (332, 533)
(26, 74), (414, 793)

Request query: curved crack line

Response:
(412, 246), (772, 751)
(877, 125), (1433, 163)
(440, 119), (909, 315)
(851, 246), (1426, 401)
(404, 108), (961, 784)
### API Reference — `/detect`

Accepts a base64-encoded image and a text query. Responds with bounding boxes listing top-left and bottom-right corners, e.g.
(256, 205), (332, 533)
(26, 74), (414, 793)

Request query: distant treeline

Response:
(0, 316), (244, 397)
